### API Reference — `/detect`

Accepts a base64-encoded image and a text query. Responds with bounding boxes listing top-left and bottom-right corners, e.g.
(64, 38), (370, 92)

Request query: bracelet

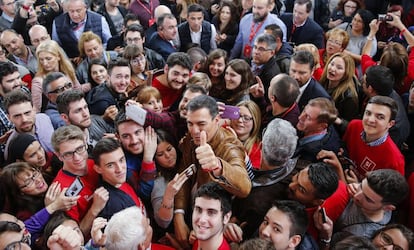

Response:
(22, 5), (30, 11)
(366, 36), (374, 41)
(401, 28), (407, 36)
(161, 201), (173, 209)
(174, 209), (185, 215)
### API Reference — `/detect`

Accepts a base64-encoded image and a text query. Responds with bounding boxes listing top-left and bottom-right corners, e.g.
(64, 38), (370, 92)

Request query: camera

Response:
(378, 14), (393, 22)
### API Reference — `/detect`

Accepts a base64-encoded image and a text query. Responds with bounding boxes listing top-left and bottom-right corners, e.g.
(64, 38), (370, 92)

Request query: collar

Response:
(293, 18), (307, 28)
(360, 131), (388, 146)
(190, 25), (203, 34)
(1, 12), (13, 22)
(252, 157), (298, 187)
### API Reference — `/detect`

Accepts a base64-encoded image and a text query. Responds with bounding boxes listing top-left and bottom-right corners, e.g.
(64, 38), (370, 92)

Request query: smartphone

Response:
(181, 164), (197, 177)
(378, 14), (393, 22)
(221, 105), (240, 120)
(65, 178), (83, 197)
(319, 207), (327, 223)
(126, 104), (147, 126)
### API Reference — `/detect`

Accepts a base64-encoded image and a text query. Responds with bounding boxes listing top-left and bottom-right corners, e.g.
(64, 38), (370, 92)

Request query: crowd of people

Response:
(0, 0), (413, 249)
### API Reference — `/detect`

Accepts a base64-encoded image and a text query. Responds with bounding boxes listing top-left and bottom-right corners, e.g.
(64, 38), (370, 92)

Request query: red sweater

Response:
(343, 120), (405, 180)
(152, 76), (183, 110)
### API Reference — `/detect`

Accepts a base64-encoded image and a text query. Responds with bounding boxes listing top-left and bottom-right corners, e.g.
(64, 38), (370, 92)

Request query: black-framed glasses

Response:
(130, 55), (146, 65)
(253, 45), (273, 53)
(19, 169), (41, 189)
(48, 82), (72, 94)
(379, 231), (404, 250)
(60, 144), (87, 160)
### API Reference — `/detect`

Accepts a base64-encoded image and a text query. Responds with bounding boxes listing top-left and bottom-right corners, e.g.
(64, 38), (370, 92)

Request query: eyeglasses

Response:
(253, 45), (273, 53)
(239, 115), (253, 123)
(19, 169), (41, 190)
(3, 224), (31, 250)
(60, 144), (87, 160)
(48, 82), (72, 94)
(327, 39), (343, 46)
(379, 231), (403, 250)
(130, 55), (146, 65)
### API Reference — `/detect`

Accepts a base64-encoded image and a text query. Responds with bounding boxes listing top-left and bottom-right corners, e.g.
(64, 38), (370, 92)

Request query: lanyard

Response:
(136, 0), (153, 17)
(248, 21), (264, 44)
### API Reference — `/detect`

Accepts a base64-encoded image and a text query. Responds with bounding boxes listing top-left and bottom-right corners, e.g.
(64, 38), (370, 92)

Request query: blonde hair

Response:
(188, 72), (212, 92)
(234, 100), (261, 155)
(36, 40), (77, 83)
(78, 31), (102, 58)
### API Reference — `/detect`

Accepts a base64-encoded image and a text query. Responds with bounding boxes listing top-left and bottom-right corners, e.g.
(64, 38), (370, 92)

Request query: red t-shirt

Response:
(192, 238), (231, 250)
(52, 159), (99, 222)
(152, 76), (183, 110)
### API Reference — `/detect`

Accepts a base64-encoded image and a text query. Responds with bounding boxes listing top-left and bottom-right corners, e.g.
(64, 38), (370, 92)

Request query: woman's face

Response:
(372, 228), (409, 250)
(326, 35), (344, 55)
(23, 141), (47, 167)
(155, 141), (177, 168)
(142, 95), (163, 113)
(224, 66), (242, 90)
(208, 57), (226, 78)
(130, 54), (146, 74)
(351, 13), (364, 33)
(220, 6), (231, 23)
(90, 64), (108, 85)
(16, 169), (48, 196)
(62, 219), (84, 245)
(230, 106), (254, 141)
(0, 46), (7, 62)
(38, 51), (60, 72)
(343, 0), (357, 17)
(326, 56), (346, 84)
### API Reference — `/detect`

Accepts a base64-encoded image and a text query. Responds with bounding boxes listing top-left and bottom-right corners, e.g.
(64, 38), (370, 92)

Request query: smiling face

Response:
(142, 95), (163, 113)
(16, 169), (48, 195)
(230, 106), (253, 141)
(192, 197), (230, 242)
(155, 141), (177, 168)
(95, 147), (126, 188)
(23, 141), (47, 167)
(224, 66), (242, 90)
(117, 121), (145, 155)
(90, 64), (108, 85)
(326, 56), (345, 85)
(187, 108), (219, 146)
(259, 207), (297, 250)
(372, 228), (410, 250)
(109, 66), (130, 94)
(166, 64), (190, 90)
(362, 103), (394, 142)
(208, 57), (226, 78)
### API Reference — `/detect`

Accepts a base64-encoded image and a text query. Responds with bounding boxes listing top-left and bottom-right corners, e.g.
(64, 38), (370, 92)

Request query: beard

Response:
(253, 12), (267, 23)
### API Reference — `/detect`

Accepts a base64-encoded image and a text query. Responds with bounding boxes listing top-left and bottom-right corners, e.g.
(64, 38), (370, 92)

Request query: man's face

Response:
(178, 90), (203, 118)
(95, 147), (126, 188)
(259, 207), (298, 250)
(159, 17), (177, 40)
(188, 11), (203, 32)
(117, 120), (144, 155)
(83, 39), (103, 60)
(29, 28), (50, 48)
(293, 3), (309, 25)
(362, 103), (394, 141)
(297, 105), (324, 136)
(252, 41), (274, 65)
(125, 31), (144, 50)
(46, 77), (73, 104)
(57, 139), (88, 175)
(289, 60), (313, 87)
(165, 64), (190, 90)
(288, 167), (319, 207)
(252, 0), (270, 22)
(109, 66), (130, 94)
(0, 71), (22, 94)
(192, 197), (230, 242)
(8, 102), (35, 133)
(353, 179), (384, 213)
(64, 99), (92, 129)
(1, 32), (26, 58)
(187, 107), (219, 145)
(23, 141), (47, 167)
(67, 0), (87, 23)
(0, 0), (15, 17)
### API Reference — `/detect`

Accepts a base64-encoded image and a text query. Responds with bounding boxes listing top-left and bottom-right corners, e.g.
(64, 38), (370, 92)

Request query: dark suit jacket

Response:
(298, 78), (331, 111)
(280, 13), (324, 49)
(147, 34), (177, 61)
(97, 4), (127, 36)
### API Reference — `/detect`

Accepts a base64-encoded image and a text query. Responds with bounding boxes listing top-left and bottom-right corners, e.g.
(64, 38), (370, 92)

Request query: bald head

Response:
(154, 5), (171, 21)
(28, 25), (51, 48)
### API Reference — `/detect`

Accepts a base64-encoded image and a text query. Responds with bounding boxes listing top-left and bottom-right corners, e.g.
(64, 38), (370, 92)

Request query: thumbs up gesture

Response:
(195, 131), (222, 176)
